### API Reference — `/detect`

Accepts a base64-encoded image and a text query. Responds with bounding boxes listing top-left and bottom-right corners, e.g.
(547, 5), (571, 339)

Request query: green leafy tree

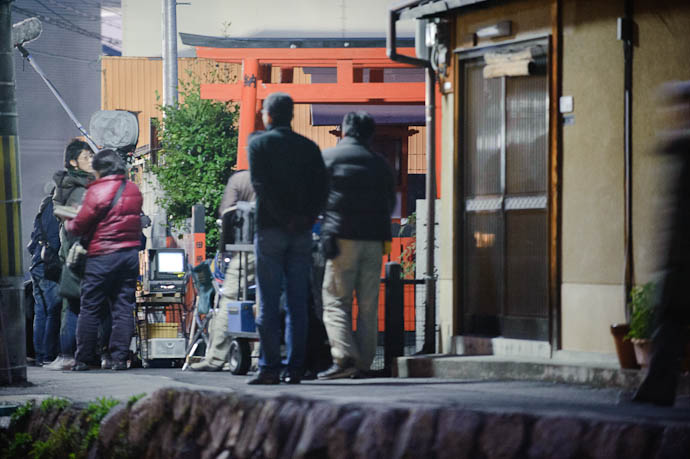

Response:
(152, 75), (239, 258)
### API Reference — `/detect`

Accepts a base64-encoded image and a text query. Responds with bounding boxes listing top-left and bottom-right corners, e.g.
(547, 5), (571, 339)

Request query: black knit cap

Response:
(342, 111), (376, 142)
(262, 92), (293, 126)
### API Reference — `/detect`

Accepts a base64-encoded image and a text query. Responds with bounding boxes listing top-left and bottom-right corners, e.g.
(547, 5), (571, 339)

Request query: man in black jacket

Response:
(248, 92), (328, 384)
(632, 81), (690, 406)
(317, 111), (396, 379)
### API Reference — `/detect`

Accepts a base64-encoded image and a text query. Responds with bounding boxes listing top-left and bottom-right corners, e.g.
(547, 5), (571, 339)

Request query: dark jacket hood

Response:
(52, 169), (93, 207)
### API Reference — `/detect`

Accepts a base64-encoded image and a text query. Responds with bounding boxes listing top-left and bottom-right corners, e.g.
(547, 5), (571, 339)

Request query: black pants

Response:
(75, 248), (138, 364)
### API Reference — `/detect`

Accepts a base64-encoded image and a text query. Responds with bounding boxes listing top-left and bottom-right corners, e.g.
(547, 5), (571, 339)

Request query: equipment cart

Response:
(135, 292), (187, 368)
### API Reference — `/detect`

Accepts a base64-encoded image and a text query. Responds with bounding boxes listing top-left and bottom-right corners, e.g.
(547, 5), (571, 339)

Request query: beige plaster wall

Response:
(560, 0), (626, 352)
(438, 93), (455, 354)
(561, 0), (625, 352)
(561, 283), (627, 352)
(443, 0), (689, 354)
(122, 0), (415, 57)
(455, 0), (550, 49)
(631, 2), (690, 282)
(561, 0), (625, 286)
(560, 0), (690, 352)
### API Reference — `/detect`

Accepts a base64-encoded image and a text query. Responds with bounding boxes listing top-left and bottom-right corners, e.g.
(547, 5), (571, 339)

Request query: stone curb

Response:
(88, 387), (688, 458)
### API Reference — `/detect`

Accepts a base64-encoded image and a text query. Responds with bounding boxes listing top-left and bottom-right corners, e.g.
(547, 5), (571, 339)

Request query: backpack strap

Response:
(36, 197), (51, 246)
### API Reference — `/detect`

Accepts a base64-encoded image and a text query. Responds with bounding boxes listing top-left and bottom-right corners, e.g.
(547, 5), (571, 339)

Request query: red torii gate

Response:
(182, 34), (441, 181)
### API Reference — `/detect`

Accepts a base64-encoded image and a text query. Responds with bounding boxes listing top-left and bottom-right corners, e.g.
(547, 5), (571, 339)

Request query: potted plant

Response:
(610, 322), (639, 369)
(626, 282), (656, 367)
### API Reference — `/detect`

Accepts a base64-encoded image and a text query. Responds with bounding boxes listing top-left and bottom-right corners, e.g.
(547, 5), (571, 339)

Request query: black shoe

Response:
(632, 384), (676, 406)
(317, 362), (358, 380)
(632, 366), (678, 406)
(111, 361), (128, 371)
(302, 369), (318, 381)
(247, 371), (280, 385)
(72, 361), (96, 371)
(350, 369), (367, 379)
(280, 369), (302, 384)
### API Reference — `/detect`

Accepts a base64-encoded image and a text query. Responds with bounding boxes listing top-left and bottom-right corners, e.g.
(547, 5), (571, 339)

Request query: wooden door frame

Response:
(453, 33), (560, 345)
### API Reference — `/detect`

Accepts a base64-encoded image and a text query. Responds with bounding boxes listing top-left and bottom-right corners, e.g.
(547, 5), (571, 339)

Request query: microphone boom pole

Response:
(13, 17), (99, 152)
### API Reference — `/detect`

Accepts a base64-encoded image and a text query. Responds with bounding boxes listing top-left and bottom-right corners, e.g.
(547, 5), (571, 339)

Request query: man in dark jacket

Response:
(317, 111), (396, 379)
(633, 81), (690, 406)
(27, 183), (62, 366)
(248, 92), (328, 384)
(65, 149), (143, 371)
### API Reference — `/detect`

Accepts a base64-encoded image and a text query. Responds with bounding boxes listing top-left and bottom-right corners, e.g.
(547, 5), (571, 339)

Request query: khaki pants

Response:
(205, 252), (255, 366)
(322, 239), (382, 371)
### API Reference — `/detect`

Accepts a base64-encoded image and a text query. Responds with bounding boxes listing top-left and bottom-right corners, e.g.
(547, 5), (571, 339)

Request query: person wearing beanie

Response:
(317, 111), (396, 380)
(247, 92), (328, 384)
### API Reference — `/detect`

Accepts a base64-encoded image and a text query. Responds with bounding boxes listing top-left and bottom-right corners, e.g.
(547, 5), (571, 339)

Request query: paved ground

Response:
(2, 366), (690, 427)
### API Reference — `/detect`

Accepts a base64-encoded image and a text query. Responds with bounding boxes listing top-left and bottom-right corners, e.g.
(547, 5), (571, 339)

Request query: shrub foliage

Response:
(152, 75), (239, 257)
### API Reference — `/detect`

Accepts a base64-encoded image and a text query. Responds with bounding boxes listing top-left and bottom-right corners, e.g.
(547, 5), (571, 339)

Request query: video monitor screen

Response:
(157, 251), (185, 273)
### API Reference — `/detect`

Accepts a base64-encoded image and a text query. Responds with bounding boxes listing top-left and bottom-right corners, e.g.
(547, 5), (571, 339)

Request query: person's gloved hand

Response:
(322, 234), (340, 260)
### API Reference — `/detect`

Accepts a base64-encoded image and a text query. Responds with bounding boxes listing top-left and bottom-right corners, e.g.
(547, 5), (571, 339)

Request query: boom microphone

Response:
(12, 17), (99, 153)
(12, 17), (42, 47)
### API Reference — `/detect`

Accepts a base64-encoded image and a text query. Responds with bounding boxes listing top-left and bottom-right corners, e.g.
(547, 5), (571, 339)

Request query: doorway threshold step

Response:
(395, 354), (690, 395)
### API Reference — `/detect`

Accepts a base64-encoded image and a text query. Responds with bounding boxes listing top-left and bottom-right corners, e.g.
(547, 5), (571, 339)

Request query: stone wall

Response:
(4, 388), (690, 458)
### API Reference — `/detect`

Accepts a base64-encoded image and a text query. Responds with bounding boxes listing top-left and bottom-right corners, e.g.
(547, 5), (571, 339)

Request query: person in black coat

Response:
(633, 81), (690, 406)
(317, 111), (396, 380)
(248, 92), (328, 384)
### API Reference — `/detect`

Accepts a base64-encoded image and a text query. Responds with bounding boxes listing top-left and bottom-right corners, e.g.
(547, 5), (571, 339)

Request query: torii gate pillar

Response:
(237, 58), (259, 170)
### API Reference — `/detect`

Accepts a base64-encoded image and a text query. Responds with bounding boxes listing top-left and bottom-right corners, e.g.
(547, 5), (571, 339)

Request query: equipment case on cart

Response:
(135, 291), (187, 367)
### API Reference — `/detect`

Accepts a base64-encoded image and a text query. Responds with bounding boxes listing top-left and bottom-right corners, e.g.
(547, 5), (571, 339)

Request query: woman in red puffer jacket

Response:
(64, 149), (143, 371)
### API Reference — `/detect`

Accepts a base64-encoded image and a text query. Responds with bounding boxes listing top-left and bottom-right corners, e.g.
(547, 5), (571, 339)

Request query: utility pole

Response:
(0, 0), (26, 385)
(162, 0), (178, 107)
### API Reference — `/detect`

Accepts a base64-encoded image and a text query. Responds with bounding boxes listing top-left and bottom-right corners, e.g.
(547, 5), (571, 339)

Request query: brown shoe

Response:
(317, 362), (358, 380)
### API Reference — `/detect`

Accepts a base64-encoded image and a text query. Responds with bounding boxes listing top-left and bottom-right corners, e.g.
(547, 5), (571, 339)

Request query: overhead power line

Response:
(12, 5), (122, 47)
(22, 47), (99, 64)
(44, 0), (102, 22)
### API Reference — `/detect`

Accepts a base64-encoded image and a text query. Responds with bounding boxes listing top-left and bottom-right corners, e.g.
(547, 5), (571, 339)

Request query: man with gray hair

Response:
(248, 92), (328, 384)
(318, 111), (396, 379)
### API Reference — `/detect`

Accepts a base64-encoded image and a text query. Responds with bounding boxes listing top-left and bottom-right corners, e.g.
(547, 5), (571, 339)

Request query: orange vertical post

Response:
(237, 58), (259, 170)
(336, 60), (354, 85)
